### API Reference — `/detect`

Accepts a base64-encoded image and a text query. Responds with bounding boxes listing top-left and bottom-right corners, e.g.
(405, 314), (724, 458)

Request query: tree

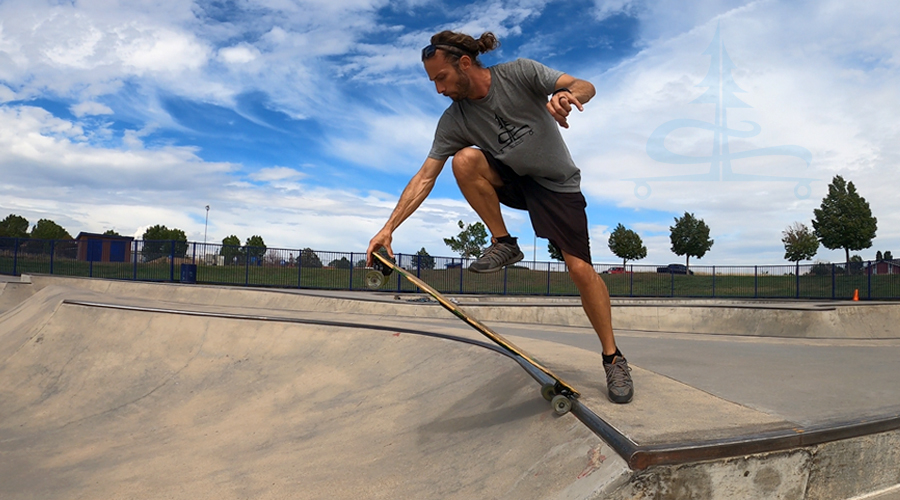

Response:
(221, 235), (242, 265)
(848, 254), (864, 275)
(103, 229), (122, 237)
(328, 256), (352, 269)
(548, 241), (564, 261)
(670, 212), (714, 270)
(809, 261), (833, 277)
(608, 223), (647, 267)
(886, 251), (894, 261)
(244, 235), (266, 263)
(443, 220), (488, 258)
(300, 248), (323, 268)
(812, 175), (877, 269)
(0, 214), (29, 238)
(31, 219), (72, 240)
(23, 219), (72, 257)
(141, 225), (188, 261)
(782, 222), (819, 276)
(414, 247), (435, 270)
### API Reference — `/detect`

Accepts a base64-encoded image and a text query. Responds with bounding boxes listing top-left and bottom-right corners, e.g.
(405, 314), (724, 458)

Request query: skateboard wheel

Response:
(541, 383), (557, 401)
(551, 395), (572, 415)
(365, 270), (385, 289)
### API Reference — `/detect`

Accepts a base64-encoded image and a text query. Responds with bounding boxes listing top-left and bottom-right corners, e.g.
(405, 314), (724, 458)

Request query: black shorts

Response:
(482, 150), (592, 265)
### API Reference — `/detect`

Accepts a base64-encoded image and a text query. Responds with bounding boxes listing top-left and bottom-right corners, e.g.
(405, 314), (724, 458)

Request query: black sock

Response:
(496, 235), (517, 246)
(603, 348), (623, 364)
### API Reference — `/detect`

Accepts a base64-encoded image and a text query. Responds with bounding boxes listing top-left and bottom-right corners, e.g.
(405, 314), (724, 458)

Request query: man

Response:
(366, 30), (633, 404)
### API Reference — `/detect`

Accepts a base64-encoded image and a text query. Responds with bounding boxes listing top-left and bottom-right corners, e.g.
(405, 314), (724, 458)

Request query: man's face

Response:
(424, 51), (470, 101)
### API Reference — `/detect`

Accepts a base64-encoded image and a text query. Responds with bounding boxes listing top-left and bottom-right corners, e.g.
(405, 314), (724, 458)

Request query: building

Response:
(870, 259), (900, 275)
(75, 233), (134, 263)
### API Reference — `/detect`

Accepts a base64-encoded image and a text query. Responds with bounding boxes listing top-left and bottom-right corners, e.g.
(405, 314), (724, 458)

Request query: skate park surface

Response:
(1, 274), (899, 500)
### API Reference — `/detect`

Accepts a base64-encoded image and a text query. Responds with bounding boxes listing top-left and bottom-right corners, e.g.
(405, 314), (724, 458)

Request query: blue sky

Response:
(1, 0), (899, 266)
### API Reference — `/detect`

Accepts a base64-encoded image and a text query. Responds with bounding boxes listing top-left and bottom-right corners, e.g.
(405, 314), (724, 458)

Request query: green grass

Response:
(2, 254), (899, 299)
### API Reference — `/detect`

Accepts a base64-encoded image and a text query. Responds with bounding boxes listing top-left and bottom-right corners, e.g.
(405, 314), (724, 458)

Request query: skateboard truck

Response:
(541, 382), (575, 415)
(365, 252), (393, 289)
(366, 252), (579, 415)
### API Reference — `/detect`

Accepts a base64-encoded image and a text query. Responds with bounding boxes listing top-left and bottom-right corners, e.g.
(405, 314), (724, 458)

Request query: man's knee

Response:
(566, 255), (597, 284)
(451, 147), (485, 179)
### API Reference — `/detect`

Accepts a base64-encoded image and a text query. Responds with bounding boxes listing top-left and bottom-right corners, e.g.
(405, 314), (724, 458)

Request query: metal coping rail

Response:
(62, 299), (900, 472)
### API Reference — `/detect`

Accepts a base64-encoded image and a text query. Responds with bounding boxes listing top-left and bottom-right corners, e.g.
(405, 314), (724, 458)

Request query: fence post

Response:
(868, 260), (872, 300)
(133, 241), (138, 281)
(546, 262), (551, 296)
(831, 263), (836, 299)
(712, 266), (716, 298)
(629, 264), (634, 297)
(49, 240), (55, 275)
(349, 252), (354, 290)
(796, 263), (800, 299)
(416, 254), (421, 279)
(503, 265), (508, 295)
(13, 238), (18, 275)
(297, 250), (303, 288)
(754, 266), (758, 298)
(459, 258), (464, 294)
(169, 241), (175, 282)
(398, 253), (404, 292)
(245, 248), (250, 286)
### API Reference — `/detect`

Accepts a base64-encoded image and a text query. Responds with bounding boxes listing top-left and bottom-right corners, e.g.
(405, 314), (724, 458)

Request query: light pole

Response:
(204, 205), (210, 245)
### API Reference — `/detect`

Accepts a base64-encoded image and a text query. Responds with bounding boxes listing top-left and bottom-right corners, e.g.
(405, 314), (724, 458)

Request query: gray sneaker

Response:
(469, 240), (524, 273)
(603, 355), (634, 404)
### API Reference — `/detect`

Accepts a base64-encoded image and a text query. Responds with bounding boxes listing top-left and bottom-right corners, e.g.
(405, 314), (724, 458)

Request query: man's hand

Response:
(366, 229), (394, 267)
(546, 89), (584, 129)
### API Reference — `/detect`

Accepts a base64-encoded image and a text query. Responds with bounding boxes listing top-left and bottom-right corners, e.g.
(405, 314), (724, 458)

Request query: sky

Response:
(0, 0), (898, 266)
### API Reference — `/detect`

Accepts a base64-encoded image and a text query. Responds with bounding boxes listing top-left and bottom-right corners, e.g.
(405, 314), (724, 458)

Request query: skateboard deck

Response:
(367, 252), (580, 415)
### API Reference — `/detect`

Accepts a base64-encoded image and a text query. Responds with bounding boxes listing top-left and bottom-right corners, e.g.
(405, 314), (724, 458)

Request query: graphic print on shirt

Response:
(496, 114), (533, 153)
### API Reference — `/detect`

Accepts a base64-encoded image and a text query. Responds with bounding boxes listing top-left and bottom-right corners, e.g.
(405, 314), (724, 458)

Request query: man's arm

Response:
(546, 74), (596, 129)
(366, 156), (447, 265)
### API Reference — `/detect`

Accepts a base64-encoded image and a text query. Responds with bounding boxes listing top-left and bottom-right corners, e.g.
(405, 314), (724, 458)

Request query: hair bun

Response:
(476, 32), (499, 54)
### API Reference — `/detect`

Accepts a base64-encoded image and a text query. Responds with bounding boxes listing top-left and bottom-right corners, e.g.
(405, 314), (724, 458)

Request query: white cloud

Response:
(327, 101), (439, 172)
(249, 166), (307, 182)
(0, 84), (15, 102)
(70, 101), (114, 117)
(116, 27), (210, 74)
(218, 44), (261, 65)
(0, 105), (231, 190)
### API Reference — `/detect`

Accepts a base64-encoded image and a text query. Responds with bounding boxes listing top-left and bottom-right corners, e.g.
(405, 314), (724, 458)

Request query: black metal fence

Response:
(1, 237), (898, 299)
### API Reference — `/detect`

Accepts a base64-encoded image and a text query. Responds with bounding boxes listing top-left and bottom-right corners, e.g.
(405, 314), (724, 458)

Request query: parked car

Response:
(601, 266), (631, 274)
(656, 264), (694, 275)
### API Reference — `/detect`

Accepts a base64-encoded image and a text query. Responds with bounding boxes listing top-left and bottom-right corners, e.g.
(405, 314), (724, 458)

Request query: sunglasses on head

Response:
(421, 43), (475, 61)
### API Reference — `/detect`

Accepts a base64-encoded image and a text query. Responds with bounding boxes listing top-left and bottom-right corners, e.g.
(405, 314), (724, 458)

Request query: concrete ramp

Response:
(0, 287), (628, 499)
(3, 276), (900, 499)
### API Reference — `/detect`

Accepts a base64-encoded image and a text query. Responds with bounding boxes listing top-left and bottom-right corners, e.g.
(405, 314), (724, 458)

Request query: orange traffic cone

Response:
(853, 289), (859, 301)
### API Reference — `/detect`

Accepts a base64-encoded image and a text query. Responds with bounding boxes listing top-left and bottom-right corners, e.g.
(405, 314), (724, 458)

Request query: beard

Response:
(451, 67), (471, 101)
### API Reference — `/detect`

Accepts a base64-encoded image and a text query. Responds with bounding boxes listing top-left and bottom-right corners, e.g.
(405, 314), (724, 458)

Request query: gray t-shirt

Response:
(428, 58), (581, 193)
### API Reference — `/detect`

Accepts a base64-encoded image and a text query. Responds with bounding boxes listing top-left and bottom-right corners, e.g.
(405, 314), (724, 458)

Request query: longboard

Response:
(367, 252), (579, 415)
